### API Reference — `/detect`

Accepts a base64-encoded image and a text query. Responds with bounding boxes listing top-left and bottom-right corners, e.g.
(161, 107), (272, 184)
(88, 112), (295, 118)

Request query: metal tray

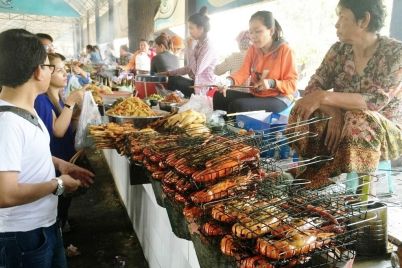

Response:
(106, 110), (168, 128)
(159, 101), (179, 112)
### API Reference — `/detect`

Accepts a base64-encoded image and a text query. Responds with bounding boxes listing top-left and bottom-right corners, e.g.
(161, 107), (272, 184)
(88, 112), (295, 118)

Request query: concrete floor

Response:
(63, 148), (148, 268)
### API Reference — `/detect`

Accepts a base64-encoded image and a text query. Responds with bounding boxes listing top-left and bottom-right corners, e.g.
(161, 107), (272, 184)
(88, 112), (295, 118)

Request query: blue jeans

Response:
(0, 223), (67, 268)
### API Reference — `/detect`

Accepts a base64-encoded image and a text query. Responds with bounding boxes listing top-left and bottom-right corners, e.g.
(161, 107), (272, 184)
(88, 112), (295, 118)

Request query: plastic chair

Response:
(345, 160), (394, 195)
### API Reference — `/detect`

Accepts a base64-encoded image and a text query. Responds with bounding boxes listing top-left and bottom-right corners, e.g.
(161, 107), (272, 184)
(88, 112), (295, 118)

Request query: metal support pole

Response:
(108, 0), (115, 43)
(95, 0), (100, 44)
(86, 10), (90, 45)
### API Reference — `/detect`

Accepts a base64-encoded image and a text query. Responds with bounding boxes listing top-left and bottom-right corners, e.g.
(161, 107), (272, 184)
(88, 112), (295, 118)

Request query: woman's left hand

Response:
(325, 107), (344, 154)
(293, 91), (325, 121)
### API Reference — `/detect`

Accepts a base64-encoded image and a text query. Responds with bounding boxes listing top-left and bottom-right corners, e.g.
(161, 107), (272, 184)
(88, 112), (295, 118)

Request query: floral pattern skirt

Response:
(287, 110), (402, 189)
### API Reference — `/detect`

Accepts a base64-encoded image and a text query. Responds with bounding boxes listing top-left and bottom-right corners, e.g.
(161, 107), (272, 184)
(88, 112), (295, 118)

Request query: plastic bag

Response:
(208, 110), (226, 127)
(75, 91), (102, 150)
(178, 94), (213, 119)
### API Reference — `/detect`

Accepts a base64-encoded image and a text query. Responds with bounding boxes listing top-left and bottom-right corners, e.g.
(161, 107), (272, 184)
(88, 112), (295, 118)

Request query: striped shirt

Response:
(214, 51), (247, 76)
(169, 37), (218, 94)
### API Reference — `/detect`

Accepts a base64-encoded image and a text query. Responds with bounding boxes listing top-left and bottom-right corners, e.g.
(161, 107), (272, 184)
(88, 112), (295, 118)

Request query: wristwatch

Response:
(52, 177), (65, 196)
(64, 103), (75, 110)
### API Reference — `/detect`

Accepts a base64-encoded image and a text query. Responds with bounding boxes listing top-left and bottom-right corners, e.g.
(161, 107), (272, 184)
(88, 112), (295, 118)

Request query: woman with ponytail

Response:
(151, 33), (180, 74)
(214, 11), (298, 113)
(161, 6), (219, 97)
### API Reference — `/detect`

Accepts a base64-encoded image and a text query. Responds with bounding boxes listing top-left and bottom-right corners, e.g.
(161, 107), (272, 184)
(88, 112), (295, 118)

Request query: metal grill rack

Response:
(204, 174), (378, 267)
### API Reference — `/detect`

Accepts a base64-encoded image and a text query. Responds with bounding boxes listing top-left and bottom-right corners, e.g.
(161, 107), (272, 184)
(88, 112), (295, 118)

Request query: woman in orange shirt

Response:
(213, 11), (298, 113)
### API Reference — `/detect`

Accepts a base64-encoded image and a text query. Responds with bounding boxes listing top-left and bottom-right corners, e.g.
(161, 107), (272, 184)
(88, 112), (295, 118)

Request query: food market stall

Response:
(89, 97), (401, 268)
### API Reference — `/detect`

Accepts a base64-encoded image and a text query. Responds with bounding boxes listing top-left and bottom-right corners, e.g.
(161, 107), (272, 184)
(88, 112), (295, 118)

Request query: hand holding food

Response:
(66, 89), (84, 106)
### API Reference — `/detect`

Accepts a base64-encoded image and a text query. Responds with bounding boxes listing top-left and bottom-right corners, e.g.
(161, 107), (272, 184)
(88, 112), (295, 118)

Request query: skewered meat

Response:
(192, 159), (243, 183)
(205, 146), (259, 168)
(239, 256), (274, 268)
(162, 171), (180, 186)
(220, 235), (247, 258)
(201, 221), (229, 236)
(256, 231), (335, 260)
(174, 192), (187, 203)
(132, 154), (144, 162)
(176, 162), (199, 176)
(175, 178), (195, 193)
(183, 206), (204, 220)
(161, 184), (175, 197)
(191, 173), (260, 204)
(306, 205), (339, 225)
(232, 210), (287, 239)
(271, 217), (326, 239)
(151, 170), (166, 180)
(211, 198), (280, 223)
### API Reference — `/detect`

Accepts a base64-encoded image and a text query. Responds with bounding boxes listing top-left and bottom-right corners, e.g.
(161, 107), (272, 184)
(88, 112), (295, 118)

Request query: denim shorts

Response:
(0, 223), (67, 268)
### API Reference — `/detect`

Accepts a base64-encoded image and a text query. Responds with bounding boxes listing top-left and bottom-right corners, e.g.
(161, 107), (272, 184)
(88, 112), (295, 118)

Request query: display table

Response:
(102, 149), (200, 268)
(102, 148), (397, 268)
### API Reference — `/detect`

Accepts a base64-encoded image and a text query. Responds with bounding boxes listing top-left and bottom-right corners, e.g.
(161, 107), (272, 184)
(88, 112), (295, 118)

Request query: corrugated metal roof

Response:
(0, 0), (80, 17)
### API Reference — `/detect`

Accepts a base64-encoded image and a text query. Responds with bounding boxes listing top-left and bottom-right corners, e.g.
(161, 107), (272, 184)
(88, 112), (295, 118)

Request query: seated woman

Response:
(161, 6), (219, 97)
(35, 53), (85, 230)
(124, 39), (151, 74)
(214, 30), (251, 77)
(289, 0), (402, 189)
(213, 11), (298, 113)
(150, 33), (180, 74)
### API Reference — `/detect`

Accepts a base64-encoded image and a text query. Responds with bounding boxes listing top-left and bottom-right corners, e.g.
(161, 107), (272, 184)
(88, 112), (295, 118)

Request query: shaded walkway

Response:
(64, 148), (148, 268)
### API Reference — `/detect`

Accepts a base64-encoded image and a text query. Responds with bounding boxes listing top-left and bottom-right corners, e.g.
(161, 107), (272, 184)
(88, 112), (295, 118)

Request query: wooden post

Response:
(127, 0), (161, 53)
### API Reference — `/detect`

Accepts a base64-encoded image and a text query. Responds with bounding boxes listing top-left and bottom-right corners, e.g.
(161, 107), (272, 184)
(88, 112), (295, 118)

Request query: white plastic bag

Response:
(75, 91), (101, 150)
(178, 94), (213, 119)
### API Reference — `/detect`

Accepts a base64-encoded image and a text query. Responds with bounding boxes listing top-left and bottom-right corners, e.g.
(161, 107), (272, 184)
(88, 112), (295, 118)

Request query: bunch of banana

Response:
(165, 109), (210, 136)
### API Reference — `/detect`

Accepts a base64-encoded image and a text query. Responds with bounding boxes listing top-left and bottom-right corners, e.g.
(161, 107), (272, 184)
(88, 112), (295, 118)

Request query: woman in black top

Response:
(151, 33), (180, 74)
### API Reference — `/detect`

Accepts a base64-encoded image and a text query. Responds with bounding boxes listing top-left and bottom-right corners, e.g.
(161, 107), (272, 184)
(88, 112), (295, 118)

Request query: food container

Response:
(135, 75), (168, 99)
(159, 101), (179, 112)
(106, 112), (166, 129)
(149, 99), (159, 107)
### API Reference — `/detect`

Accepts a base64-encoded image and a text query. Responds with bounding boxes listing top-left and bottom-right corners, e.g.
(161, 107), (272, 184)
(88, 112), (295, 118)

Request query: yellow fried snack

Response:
(106, 97), (156, 117)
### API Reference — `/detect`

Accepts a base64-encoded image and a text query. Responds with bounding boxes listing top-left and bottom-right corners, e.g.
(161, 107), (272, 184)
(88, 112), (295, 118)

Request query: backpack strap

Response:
(0, 105), (43, 131)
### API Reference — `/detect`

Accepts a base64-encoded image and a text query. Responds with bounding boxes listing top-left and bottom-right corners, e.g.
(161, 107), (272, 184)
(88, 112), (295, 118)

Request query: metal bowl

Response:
(106, 111), (168, 129)
(159, 101), (179, 112)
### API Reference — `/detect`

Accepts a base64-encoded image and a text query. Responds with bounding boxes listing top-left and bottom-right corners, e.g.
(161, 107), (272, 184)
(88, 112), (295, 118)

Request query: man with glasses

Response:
(0, 29), (94, 268)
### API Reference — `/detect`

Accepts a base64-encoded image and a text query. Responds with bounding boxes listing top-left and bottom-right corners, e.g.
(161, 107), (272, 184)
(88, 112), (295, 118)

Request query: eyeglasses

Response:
(40, 64), (55, 74)
(44, 44), (54, 53)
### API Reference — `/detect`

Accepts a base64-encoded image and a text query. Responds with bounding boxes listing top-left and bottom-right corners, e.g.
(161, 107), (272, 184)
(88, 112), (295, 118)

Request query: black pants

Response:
(167, 76), (194, 98)
(213, 90), (288, 113)
(57, 195), (72, 228)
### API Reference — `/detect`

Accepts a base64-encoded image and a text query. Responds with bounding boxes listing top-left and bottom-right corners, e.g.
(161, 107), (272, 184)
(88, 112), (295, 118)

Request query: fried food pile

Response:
(106, 97), (156, 117)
